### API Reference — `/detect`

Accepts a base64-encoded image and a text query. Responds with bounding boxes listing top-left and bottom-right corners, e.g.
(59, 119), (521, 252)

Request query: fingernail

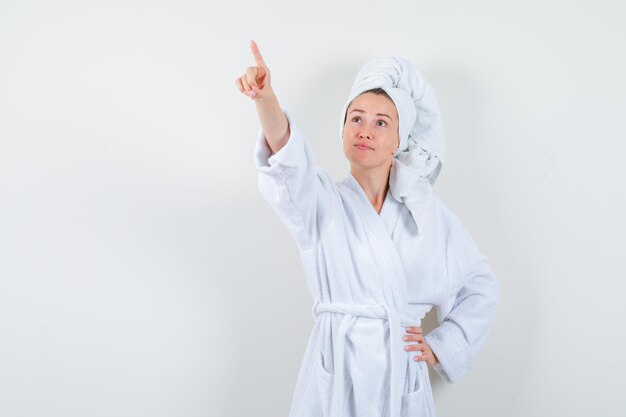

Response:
(404, 346), (410, 351)
(247, 91), (256, 97)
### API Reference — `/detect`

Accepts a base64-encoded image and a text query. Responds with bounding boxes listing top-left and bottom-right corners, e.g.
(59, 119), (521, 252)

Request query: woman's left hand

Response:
(403, 327), (440, 368)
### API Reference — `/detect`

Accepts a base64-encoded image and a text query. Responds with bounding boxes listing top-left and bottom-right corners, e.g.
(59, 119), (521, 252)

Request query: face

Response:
(342, 92), (400, 172)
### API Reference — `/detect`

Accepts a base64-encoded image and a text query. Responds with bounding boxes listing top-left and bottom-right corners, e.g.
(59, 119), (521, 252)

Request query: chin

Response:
(349, 160), (377, 171)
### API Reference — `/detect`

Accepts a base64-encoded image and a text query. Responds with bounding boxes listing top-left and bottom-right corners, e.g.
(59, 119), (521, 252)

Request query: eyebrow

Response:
(349, 109), (392, 120)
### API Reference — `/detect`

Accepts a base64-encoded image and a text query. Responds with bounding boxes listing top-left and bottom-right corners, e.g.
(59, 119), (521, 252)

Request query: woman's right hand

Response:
(237, 40), (288, 154)
(235, 39), (274, 101)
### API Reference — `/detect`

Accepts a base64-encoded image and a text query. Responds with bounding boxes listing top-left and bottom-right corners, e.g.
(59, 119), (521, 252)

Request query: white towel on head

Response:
(339, 56), (445, 228)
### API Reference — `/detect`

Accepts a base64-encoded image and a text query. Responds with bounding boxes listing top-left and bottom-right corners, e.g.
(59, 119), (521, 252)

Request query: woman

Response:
(236, 40), (499, 417)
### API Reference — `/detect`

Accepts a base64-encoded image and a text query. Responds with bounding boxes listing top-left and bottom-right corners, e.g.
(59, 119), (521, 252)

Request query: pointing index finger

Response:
(249, 39), (266, 68)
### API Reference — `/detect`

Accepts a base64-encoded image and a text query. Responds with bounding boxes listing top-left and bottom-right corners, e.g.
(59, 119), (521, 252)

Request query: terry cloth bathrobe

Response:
(253, 57), (499, 417)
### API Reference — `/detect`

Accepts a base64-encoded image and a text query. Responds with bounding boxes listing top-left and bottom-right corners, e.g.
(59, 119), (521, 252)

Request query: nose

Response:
(359, 131), (371, 140)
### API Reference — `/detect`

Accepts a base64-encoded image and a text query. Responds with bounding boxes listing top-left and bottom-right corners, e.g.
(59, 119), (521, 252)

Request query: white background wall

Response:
(1, 1), (624, 416)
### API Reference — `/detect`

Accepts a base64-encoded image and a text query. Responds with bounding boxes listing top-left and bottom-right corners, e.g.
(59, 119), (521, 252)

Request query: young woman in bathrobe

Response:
(236, 40), (499, 417)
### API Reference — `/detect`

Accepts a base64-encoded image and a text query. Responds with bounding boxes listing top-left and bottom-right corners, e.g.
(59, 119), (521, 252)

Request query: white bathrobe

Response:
(254, 108), (499, 417)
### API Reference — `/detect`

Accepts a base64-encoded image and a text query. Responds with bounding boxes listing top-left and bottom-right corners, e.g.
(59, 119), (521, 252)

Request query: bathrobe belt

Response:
(312, 301), (424, 417)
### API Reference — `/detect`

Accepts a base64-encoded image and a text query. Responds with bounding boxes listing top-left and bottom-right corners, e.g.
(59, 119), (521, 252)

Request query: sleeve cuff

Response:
(424, 321), (474, 384)
(253, 107), (303, 172)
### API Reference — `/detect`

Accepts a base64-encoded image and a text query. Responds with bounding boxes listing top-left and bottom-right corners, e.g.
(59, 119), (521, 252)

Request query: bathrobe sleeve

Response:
(253, 107), (335, 251)
(424, 215), (499, 384)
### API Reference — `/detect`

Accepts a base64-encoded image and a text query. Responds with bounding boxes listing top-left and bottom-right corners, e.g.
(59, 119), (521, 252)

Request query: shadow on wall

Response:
(210, 188), (314, 416)
(426, 66), (532, 403)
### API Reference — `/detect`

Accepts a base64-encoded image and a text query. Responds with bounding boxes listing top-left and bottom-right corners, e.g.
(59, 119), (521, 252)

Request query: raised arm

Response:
(238, 40), (336, 251)
(235, 39), (289, 154)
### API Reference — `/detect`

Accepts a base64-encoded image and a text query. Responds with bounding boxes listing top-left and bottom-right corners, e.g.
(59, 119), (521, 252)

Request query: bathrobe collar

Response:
(343, 171), (431, 234)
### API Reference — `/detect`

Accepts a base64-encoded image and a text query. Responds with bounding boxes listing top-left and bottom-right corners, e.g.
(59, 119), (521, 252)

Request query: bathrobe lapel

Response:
(342, 173), (408, 308)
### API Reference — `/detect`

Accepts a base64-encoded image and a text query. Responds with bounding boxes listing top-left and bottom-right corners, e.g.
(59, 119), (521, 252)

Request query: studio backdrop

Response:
(0, 1), (624, 416)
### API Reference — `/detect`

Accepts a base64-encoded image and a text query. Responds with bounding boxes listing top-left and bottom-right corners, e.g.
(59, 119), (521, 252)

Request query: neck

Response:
(350, 163), (392, 214)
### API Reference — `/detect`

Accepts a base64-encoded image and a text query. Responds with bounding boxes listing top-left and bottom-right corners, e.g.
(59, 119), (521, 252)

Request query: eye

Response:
(377, 120), (387, 127)
(352, 116), (361, 122)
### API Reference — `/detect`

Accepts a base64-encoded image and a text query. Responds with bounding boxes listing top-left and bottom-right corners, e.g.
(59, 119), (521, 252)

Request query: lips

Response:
(355, 143), (373, 150)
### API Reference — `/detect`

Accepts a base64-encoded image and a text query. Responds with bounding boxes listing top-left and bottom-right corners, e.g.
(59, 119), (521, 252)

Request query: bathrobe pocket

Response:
(401, 387), (426, 417)
(317, 353), (334, 417)
(401, 360), (428, 417)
